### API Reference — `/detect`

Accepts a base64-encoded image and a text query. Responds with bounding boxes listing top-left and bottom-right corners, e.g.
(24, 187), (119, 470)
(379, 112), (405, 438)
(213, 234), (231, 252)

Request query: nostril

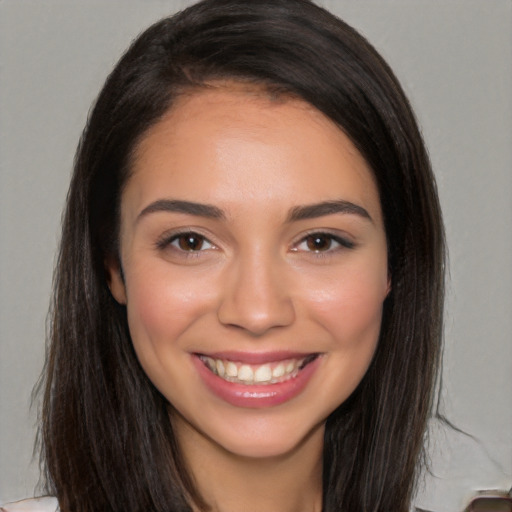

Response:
(216, 282), (295, 335)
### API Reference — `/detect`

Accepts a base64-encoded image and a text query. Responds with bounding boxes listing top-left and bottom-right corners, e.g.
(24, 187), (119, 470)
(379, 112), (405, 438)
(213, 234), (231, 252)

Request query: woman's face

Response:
(108, 87), (389, 459)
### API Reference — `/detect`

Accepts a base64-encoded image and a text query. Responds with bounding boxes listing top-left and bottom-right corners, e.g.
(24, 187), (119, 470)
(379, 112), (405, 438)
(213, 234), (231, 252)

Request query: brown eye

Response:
(174, 233), (211, 251)
(293, 232), (354, 254)
(305, 234), (333, 252)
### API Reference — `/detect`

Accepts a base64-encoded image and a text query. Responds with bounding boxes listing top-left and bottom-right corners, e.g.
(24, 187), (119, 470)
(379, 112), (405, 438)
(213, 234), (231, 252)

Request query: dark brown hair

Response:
(39, 1), (445, 510)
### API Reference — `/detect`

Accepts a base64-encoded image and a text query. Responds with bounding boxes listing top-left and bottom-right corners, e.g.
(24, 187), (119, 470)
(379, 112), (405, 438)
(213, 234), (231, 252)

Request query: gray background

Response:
(1, 1), (511, 510)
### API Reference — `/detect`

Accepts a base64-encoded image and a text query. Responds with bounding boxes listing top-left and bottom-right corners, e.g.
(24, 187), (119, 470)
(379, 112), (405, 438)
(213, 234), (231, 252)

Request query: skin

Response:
(108, 85), (390, 512)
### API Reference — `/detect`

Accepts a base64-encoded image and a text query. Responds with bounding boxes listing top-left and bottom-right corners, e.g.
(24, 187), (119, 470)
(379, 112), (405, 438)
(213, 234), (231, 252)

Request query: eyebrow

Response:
(137, 198), (371, 223)
(287, 200), (372, 223)
(137, 199), (225, 221)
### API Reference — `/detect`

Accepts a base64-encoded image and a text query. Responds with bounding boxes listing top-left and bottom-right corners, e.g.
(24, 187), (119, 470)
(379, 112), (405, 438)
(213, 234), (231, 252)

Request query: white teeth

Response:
(225, 361), (238, 377)
(215, 359), (225, 377)
(238, 365), (254, 382)
(254, 364), (272, 383)
(272, 363), (285, 378)
(200, 355), (314, 385)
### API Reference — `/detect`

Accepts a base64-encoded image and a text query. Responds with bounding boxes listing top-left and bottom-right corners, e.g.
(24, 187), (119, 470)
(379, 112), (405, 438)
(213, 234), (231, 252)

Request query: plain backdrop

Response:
(1, 1), (511, 511)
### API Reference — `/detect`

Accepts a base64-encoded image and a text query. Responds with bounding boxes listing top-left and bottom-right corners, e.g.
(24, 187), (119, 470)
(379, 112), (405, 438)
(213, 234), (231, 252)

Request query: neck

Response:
(173, 415), (324, 512)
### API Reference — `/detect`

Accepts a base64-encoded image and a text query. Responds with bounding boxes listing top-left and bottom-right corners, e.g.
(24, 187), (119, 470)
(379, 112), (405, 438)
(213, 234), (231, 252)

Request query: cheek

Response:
(304, 265), (387, 403)
(302, 263), (387, 347)
(124, 261), (217, 352)
(122, 262), (221, 399)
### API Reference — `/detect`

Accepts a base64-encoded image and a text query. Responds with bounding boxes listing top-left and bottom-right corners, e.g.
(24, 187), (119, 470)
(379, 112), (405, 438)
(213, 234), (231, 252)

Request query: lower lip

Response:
(192, 354), (321, 408)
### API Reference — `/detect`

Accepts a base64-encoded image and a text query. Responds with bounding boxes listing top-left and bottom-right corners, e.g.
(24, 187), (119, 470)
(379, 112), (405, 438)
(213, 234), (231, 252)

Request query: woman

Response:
(2, 0), (445, 510)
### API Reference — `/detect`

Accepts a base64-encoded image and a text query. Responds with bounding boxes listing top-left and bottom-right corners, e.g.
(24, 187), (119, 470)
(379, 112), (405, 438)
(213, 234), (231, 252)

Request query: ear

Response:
(105, 255), (127, 305)
(385, 272), (392, 297)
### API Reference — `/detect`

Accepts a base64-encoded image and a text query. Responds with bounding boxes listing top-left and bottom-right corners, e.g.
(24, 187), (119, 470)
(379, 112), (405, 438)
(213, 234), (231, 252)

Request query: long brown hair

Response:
(39, 1), (445, 510)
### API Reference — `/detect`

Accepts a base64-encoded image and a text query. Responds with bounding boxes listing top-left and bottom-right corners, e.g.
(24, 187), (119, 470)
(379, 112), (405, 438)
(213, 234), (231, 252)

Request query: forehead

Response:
(134, 82), (364, 169)
(135, 84), (347, 152)
(127, 85), (382, 224)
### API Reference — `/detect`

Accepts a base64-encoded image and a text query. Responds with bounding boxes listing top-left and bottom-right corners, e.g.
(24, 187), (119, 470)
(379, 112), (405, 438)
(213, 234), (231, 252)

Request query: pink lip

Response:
(192, 353), (321, 408)
(196, 350), (311, 364)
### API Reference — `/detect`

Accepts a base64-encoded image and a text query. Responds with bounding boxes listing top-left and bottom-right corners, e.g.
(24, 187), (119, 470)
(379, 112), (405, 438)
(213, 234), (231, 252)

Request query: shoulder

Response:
(0, 497), (59, 512)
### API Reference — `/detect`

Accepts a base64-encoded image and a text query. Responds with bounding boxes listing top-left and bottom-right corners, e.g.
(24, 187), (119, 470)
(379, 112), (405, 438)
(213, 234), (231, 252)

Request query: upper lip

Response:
(194, 350), (319, 365)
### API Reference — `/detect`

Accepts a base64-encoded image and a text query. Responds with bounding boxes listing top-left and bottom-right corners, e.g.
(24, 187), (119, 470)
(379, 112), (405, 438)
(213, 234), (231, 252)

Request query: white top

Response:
(0, 498), (58, 512)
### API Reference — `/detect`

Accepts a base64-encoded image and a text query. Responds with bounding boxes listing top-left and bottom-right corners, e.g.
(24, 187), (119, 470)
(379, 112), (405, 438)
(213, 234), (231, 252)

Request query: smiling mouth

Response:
(197, 354), (319, 385)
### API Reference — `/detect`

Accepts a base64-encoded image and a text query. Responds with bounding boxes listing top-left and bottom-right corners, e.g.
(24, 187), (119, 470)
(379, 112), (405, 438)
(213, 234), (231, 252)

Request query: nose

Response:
(217, 252), (295, 336)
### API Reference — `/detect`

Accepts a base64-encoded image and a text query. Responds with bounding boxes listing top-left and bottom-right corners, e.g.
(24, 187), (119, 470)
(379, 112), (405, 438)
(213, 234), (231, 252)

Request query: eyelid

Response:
(290, 229), (355, 253)
(154, 228), (355, 256)
(155, 228), (217, 252)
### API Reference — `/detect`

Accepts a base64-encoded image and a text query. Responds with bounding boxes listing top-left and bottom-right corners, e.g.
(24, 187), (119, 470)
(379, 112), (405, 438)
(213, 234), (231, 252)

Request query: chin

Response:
(196, 409), (327, 461)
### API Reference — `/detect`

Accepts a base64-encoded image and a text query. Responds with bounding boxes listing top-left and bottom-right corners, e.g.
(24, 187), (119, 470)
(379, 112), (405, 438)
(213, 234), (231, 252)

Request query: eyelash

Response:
(156, 230), (215, 255)
(292, 231), (355, 255)
(156, 230), (354, 258)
